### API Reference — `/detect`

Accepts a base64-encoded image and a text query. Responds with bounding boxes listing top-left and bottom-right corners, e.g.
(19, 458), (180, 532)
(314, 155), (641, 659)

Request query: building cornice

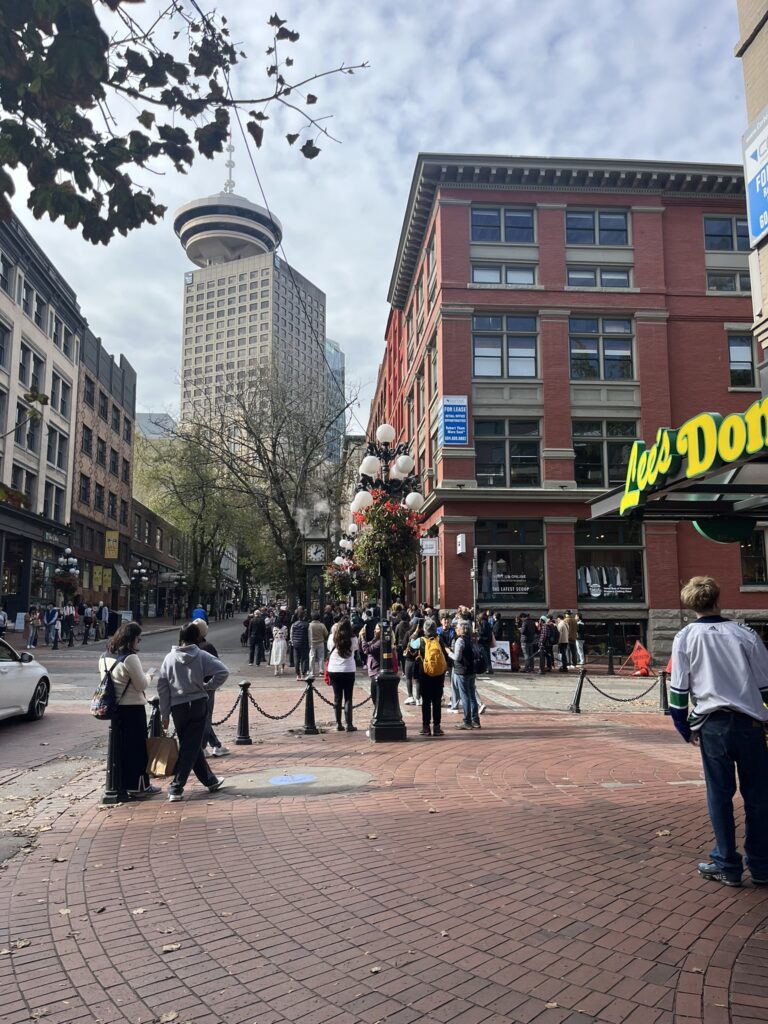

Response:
(388, 153), (746, 310)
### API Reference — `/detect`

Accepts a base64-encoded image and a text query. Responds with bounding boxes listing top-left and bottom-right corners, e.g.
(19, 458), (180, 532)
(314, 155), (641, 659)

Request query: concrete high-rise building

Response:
(173, 183), (327, 419)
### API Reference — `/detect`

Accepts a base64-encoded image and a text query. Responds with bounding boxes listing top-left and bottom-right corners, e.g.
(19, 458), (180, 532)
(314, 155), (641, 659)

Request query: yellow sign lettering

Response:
(676, 413), (721, 478)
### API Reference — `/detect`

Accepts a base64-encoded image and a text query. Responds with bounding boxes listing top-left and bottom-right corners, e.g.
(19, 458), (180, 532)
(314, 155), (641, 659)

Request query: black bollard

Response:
(102, 715), (129, 804)
(568, 667), (587, 714)
(68, 627), (74, 648)
(303, 675), (319, 735)
(235, 680), (253, 745)
(606, 646), (615, 676)
(658, 670), (671, 715)
(52, 629), (59, 651)
(148, 697), (162, 737)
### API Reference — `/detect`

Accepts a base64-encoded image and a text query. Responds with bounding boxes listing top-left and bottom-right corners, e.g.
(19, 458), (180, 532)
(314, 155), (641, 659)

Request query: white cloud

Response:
(8, 0), (747, 427)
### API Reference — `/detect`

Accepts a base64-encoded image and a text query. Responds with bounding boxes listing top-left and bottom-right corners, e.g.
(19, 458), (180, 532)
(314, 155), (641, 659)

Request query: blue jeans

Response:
(449, 673), (461, 710)
(699, 710), (768, 880)
(454, 672), (479, 726)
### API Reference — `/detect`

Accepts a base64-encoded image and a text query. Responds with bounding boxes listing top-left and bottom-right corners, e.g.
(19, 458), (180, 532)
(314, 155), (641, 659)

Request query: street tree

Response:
(136, 428), (246, 610)
(175, 370), (355, 607)
(0, 1), (366, 242)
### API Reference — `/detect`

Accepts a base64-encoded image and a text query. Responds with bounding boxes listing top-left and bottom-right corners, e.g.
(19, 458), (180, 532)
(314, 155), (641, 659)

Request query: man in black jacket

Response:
(290, 609), (310, 679)
(520, 613), (536, 672)
(248, 611), (266, 666)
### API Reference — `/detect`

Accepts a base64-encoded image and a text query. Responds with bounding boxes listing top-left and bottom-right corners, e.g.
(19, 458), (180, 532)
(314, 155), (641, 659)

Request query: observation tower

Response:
(173, 144), (282, 266)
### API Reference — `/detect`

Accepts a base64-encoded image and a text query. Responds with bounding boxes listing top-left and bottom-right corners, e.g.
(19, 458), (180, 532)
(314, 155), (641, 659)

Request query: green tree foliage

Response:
(136, 428), (243, 609)
(175, 369), (356, 607)
(0, 1), (365, 242)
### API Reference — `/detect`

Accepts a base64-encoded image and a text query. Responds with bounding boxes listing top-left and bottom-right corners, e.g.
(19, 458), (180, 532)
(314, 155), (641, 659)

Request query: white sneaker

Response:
(168, 791), (184, 802)
(404, 696), (415, 705)
(478, 703), (487, 715)
(208, 776), (225, 792)
(209, 745), (231, 757)
(446, 708), (459, 713)
(416, 698), (423, 706)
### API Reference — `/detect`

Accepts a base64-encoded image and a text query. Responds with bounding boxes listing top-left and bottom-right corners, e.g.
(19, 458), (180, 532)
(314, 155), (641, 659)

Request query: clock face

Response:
(306, 543), (326, 563)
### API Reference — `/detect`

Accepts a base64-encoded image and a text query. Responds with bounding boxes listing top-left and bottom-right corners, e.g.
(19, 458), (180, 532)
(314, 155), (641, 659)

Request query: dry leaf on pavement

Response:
(131, 908), (146, 915)
(162, 943), (181, 953)
(159, 1014), (179, 1023)
(366, 833), (377, 839)
(655, 829), (672, 837)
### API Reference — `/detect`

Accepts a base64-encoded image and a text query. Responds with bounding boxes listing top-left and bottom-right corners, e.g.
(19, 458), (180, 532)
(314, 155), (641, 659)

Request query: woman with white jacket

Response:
(98, 621), (159, 797)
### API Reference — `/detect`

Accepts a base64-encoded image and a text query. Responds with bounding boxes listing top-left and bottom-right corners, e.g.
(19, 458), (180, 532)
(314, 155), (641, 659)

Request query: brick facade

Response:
(371, 155), (764, 658)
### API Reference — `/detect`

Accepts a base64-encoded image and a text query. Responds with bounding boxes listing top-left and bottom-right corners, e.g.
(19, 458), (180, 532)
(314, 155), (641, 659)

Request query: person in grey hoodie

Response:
(157, 622), (230, 802)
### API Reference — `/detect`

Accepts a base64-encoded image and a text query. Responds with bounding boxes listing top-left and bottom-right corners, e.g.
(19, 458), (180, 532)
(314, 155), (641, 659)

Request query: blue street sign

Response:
(743, 105), (768, 248)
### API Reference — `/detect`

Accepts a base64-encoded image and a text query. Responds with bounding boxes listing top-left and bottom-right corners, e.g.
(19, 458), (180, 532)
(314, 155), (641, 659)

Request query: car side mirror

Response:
(19, 651), (33, 663)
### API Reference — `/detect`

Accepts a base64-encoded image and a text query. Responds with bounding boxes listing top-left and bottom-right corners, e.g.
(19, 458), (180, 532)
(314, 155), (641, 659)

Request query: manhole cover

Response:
(226, 766), (372, 797)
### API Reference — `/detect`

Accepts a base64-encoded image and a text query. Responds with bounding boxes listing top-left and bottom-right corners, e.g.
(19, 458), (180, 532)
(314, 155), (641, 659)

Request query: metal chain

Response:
(212, 693), (241, 727)
(312, 684), (373, 711)
(312, 685), (336, 707)
(247, 688), (307, 720)
(584, 674), (660, 703)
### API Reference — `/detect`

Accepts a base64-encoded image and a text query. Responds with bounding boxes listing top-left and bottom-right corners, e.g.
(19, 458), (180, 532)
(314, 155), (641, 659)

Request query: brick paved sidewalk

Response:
(1, 690), (767, 1024)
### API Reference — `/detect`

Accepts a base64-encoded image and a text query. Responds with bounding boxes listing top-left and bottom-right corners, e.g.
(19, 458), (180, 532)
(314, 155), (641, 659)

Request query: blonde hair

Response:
(680, 576), (720, 613)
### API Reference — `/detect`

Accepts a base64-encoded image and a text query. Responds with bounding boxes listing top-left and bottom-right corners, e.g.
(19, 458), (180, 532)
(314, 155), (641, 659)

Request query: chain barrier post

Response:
(235, 680), (252, 745)
(369, 619), (407, 742)
(148, 697), (162, 737)
(606, 646), (615, 676)
(303, 675), (319, 735)
(658, 670), (671, 715)
(102, 715), (129, 804)
(568, 667), (587, 714)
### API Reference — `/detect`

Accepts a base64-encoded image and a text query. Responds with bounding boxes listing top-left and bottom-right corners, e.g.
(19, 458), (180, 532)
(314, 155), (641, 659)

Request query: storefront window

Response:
(476, 519), (545, 604)
(575, 519), (644, 601)
(741, 531), (767, 586)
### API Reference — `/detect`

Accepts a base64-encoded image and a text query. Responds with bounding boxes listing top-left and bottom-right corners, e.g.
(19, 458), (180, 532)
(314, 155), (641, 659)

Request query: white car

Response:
(0, 639), (50, 722)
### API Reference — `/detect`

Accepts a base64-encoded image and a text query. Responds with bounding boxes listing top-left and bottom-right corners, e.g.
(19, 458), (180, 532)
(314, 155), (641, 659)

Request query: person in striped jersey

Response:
(670, 576), (768, 888)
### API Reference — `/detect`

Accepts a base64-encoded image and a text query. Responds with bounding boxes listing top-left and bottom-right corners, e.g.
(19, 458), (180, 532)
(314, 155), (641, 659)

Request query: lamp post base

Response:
(369, 668), (407, 743)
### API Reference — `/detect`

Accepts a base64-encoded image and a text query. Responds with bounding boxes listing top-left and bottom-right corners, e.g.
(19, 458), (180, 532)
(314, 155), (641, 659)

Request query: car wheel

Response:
(25, 679), (49, 721)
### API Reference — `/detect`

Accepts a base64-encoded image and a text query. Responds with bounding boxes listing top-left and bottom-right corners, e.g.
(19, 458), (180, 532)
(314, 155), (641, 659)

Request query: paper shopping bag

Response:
(146, 735), (179, 777)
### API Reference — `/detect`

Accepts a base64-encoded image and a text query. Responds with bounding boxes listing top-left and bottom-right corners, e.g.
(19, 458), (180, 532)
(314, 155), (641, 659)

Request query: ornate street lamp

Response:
(350, 422), (424, 742)
(131, 562), (149, 621)
(55, 548), (80, 647)
(171, 572), (187, 622)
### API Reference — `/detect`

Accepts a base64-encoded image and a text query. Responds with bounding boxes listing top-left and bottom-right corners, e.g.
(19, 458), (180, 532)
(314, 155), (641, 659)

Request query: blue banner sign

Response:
(743, 104), (768, 247)
(437, 395), (468, 446)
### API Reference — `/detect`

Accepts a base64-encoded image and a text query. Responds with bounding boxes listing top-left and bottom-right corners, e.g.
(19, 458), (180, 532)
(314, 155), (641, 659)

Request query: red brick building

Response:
(370, 154), (763, 655)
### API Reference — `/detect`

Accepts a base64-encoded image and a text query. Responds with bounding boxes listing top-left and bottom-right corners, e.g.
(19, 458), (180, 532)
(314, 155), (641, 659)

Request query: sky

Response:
(9, 0), (750, 431)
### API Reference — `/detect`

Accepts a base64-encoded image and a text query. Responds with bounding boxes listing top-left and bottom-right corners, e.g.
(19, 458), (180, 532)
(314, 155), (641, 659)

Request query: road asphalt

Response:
(1, 620), (765, 1024)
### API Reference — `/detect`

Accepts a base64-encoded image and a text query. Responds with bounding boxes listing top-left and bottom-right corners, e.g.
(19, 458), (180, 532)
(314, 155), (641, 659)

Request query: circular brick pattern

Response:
(226, 765), (373, 796)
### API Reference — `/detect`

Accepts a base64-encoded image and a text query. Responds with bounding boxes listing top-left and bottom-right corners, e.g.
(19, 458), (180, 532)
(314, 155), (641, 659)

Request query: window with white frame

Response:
(567, 266), (631, 288)
(566, 210), (629, 246)
(569, 317), (633, 381)
(728, 334), (755, 387)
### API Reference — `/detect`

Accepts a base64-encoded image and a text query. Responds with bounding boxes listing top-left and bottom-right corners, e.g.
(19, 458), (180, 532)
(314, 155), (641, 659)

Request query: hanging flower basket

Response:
(352, 490), (422, 580)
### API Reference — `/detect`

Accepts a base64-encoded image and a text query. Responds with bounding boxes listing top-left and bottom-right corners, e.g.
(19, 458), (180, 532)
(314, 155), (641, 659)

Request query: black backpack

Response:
(89, 653), (128, 720)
